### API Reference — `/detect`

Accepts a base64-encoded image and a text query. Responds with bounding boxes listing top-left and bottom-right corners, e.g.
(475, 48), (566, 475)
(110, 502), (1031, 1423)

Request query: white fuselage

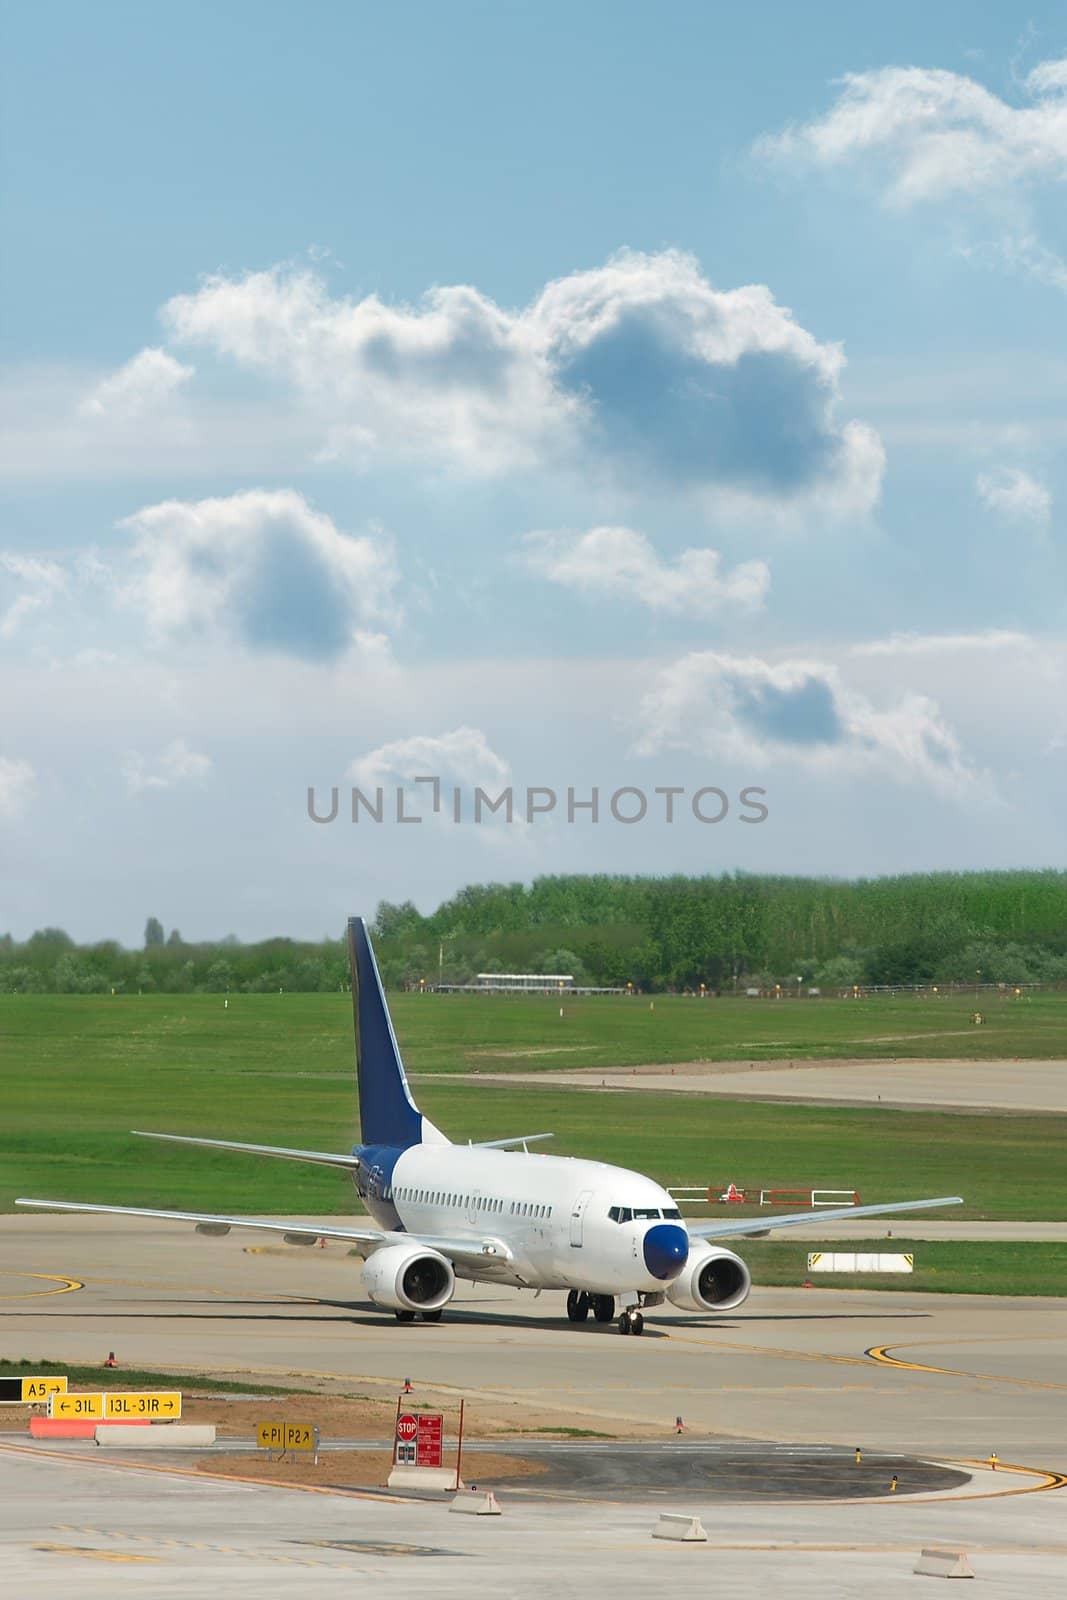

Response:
(366, 1144), (685, 1295)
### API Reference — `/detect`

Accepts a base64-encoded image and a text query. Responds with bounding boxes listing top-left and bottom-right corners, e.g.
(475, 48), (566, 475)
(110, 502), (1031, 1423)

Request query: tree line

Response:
(3, 869), (1067, 994)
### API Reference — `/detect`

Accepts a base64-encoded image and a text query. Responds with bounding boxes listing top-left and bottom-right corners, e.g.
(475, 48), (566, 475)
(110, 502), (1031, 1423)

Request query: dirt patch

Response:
(198, 1449), (547, 1490)
(176, 1393), (643, 1440)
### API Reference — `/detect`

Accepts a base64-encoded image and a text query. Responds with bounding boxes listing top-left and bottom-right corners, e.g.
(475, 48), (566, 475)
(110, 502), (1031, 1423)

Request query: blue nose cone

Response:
(643, 1223), (690, 1280)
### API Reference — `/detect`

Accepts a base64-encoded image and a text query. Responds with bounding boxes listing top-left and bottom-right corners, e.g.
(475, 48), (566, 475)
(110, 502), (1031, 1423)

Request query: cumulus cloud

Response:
(119, 489), (399, 661)
(0, 755), (35, 816)
(0, 553), (66, 637)
(522, 525), (769, 615)
(348, 726), (510, 791)
(159, 251), (882, 510)
(976, 465), (1052, 525)
(758, 59), (1067, 204)
(81, 347), (194, 418)
(634, 650), (975, 794)
(122, 739), (212, 793)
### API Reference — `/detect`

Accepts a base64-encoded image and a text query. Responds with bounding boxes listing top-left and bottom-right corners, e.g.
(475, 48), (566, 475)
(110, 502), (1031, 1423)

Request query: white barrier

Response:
(387, 1465), (462, 1493)
(95, 1424), (216, 1449)
(450, 1490), (502, 1515)
(808, 1252), (914, 1273)
(913, 1547), (975, 1578)
(652, 1513), (707, 1542)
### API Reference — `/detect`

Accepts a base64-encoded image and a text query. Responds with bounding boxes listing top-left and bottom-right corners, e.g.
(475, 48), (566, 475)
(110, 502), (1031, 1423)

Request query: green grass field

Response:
(732, 1239), (1067, 1297)
(1, 992), (1064, 1228)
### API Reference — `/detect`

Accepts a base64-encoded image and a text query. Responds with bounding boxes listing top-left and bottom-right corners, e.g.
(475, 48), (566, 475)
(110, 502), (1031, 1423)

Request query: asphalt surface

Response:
(3, 1214), (1066, 1471)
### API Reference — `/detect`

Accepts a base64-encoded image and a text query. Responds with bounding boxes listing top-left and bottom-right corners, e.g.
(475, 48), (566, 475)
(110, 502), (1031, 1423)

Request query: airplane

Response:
(18, 916), (963, 1335)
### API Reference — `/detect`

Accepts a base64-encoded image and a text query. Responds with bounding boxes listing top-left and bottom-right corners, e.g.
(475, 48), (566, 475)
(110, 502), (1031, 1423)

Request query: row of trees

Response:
(3, 871), (1067, 994)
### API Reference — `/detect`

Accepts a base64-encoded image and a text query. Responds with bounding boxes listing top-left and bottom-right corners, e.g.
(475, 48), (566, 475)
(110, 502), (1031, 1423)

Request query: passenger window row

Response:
(391, 1185), (553, 1220)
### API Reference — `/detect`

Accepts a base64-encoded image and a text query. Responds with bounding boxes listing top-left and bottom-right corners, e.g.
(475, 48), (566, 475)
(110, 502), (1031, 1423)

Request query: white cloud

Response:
(159, 250), (882, 511)
(522, 525), (769, 615)
(0, 755), (35, 816)
(758, 59), (1067, 204)
(852, 629), (1031, 658)
(634, 650), (976, 795)
(119, 489), (400, 661)
(0, 553), (66, 637)
(348, 726), (510, 791)
(81, 347), (194, 418)
(976, 465), (1052, 524)
(122, 738), (212, 794)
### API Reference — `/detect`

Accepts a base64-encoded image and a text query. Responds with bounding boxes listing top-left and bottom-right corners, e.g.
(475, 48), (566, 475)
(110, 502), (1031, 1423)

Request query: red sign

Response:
(416, 1412), (443, 1468)
(396, 1413), (418, 1443)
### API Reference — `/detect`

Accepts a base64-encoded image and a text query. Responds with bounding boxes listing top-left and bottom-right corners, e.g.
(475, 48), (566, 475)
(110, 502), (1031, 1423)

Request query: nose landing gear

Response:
(617, 1309), (644, 1336)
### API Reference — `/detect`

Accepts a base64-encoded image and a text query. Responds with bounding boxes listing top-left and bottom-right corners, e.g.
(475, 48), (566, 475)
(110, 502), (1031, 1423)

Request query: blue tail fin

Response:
(348, 916), (431, 1149)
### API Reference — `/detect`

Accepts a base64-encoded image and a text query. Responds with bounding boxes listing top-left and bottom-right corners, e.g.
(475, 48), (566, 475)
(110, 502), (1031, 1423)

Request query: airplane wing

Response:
(14, 1197), (513, 1272)
(687, 1194), (963, 1241)
(131, 1132), (360, 1169)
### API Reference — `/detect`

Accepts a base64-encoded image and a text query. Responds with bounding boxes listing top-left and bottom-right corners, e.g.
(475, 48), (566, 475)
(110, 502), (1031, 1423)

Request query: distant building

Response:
(475, 972), (574, 993)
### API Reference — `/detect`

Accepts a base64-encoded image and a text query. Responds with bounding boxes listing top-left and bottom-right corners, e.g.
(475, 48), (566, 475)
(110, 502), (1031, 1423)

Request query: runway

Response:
(2, 1214), (1065, 1471)
(487, 1056), (1067, 1114)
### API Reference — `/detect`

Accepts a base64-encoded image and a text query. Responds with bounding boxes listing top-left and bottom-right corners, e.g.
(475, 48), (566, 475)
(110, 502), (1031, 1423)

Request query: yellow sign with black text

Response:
(22, 1376), (67, 1402)
(104, 1392), (182, 1419)
(256, 1421), (318, 1451)
(50, 1392), (104, 1419)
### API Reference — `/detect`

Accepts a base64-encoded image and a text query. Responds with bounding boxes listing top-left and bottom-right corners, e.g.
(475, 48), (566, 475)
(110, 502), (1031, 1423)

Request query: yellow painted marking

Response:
(0, 1272), (83, 1300)
(868, 1343), (1067, 1392)
(35, 1543), (158, 1564)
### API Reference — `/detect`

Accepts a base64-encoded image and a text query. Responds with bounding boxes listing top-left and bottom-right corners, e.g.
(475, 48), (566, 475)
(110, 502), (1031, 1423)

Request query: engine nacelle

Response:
(361, 1243), (455, 1313)
(665, 1242), (751, 1313)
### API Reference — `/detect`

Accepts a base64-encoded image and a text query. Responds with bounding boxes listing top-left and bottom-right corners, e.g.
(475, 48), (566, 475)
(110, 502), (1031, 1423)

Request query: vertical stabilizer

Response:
(347, 916), (449, 1148)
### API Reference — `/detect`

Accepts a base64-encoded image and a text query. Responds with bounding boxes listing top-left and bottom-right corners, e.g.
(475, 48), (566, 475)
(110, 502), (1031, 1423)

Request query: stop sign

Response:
(396, 1413), (418, 1443)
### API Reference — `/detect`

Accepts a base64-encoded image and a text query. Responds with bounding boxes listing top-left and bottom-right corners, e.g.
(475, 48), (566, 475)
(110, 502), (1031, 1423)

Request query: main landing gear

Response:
(394, 1308), (443, 1322)
(567, 1290), (622, 1326)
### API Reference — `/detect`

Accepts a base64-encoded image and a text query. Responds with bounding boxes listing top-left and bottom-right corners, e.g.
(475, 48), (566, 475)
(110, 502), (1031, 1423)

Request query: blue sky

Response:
(2, 2), (1066, 941)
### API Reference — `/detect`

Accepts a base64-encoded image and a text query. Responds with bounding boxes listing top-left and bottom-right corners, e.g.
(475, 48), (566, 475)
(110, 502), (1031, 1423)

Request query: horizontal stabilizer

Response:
(688, 1194), (963, 1242)
(132, 1131), (360, 1170)
(472, 1133), (554, 1149)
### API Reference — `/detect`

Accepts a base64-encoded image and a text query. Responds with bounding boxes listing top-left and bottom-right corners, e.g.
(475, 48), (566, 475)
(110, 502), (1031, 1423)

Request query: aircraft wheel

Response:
(394, 1309), (416, 1323)
(567, 1290), (591, 1322)
(617, 1313), (632, 1335)
(632, 1313), (645, 1335)
(421, 1309), (443, 1322)
(592, 1294), (615, 1323)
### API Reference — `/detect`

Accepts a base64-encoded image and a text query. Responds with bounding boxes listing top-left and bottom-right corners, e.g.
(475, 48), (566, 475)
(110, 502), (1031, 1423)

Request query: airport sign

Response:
(50, 1392), (104, 1420)
(104, 1392), (182, 1419)
(0, 1375), (67, 1404)
(256, 1421), (319, 1454)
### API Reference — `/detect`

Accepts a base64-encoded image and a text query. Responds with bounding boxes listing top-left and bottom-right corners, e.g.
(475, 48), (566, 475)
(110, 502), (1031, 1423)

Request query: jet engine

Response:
(665, 1242), (751, 1313)
(361, 1243), (455, 1313)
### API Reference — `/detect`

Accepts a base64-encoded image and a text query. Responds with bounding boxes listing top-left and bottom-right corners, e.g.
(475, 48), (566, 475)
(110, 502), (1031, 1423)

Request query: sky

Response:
(2, 0), (1066, 942)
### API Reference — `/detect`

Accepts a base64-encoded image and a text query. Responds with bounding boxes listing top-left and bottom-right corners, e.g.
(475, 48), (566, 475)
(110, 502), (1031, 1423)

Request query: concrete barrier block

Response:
(652, 1513), (707, 1542)
(95, 1424), (216, 1449)
(387, 1465), (462, 1493)
(914, 1548), (975, 1579)
(449, 1490), (502, 1515)
(30, 1418), (150, 1439)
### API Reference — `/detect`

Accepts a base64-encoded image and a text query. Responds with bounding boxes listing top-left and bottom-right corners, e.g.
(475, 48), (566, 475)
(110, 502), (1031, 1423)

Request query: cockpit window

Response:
(607, 1205), (633, 1223)
(632, 1207), (661, 1220)
(661, 1206), (683, 1219)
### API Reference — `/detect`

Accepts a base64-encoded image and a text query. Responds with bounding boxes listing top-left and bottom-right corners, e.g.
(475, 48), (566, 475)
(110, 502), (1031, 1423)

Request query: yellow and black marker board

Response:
(0, 1375), (68, 1403)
